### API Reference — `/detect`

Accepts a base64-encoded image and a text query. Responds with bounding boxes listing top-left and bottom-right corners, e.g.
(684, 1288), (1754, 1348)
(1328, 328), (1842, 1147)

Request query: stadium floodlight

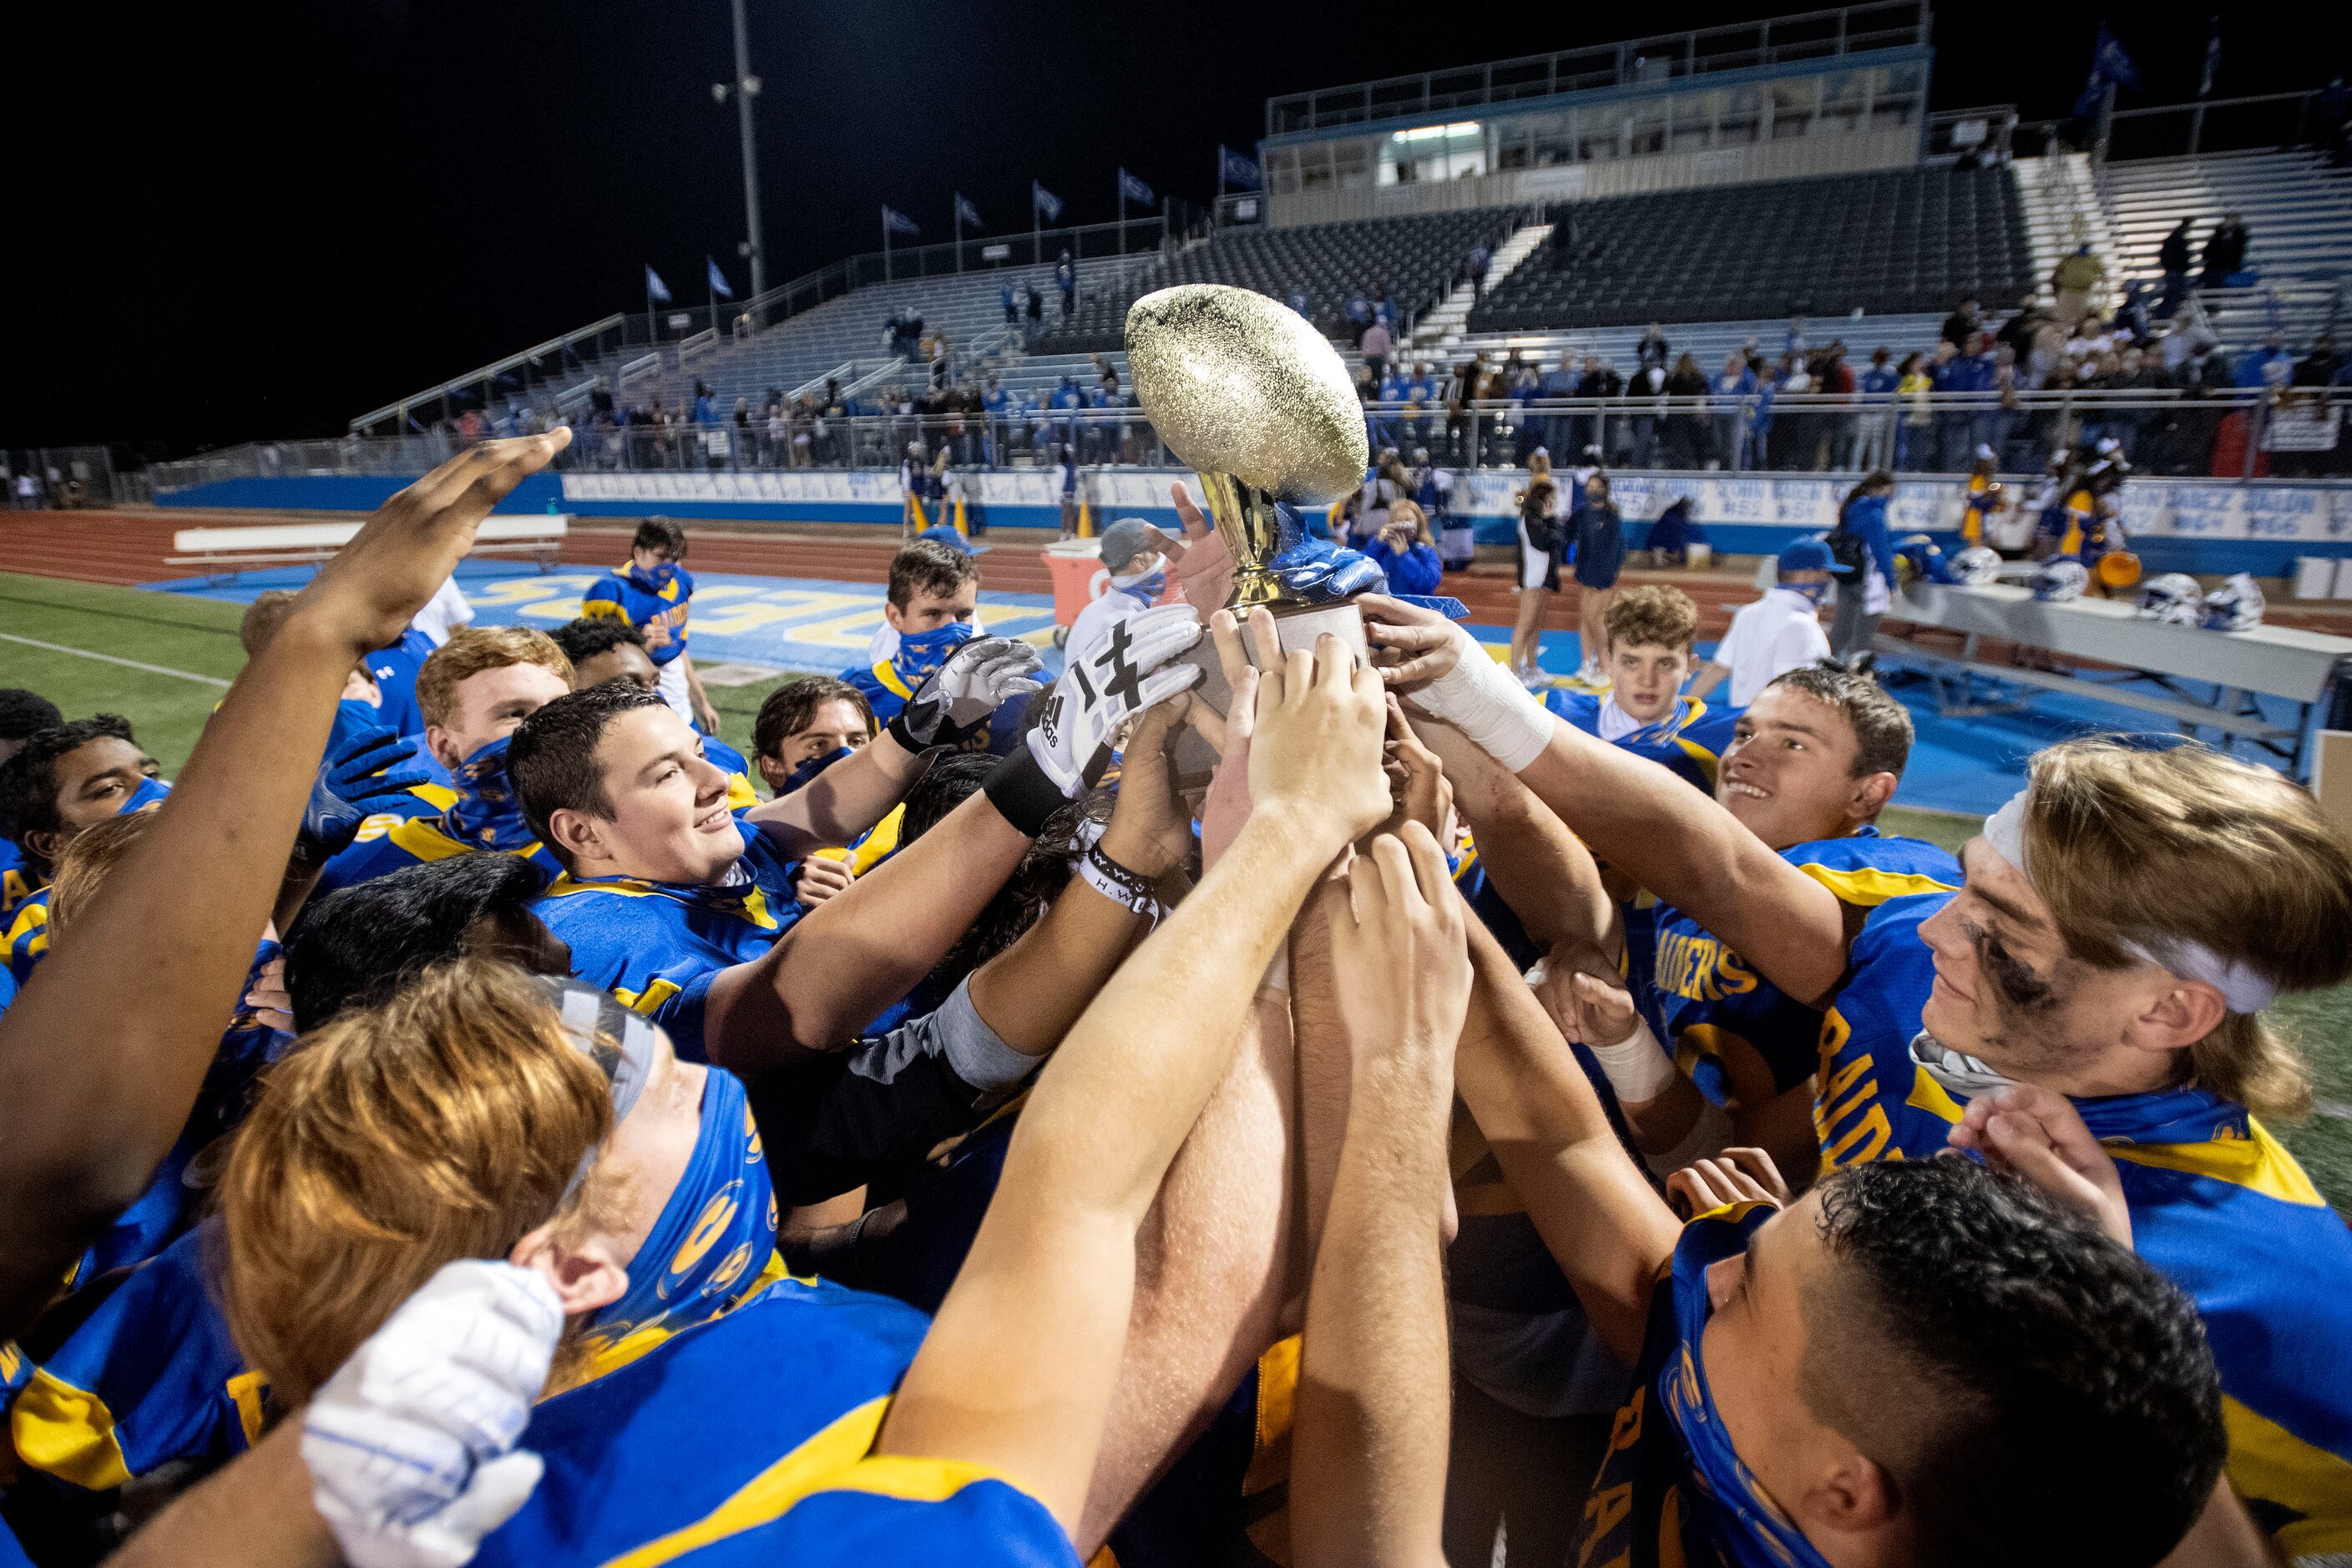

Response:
(713, 0), (766, 299)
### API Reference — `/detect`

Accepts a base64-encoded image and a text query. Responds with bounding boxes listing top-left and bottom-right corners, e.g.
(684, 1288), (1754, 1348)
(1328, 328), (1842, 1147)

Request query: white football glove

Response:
(1027, 602), (1204, 796)
(302, 1260), (565, 1568)
(889, 636), (1047, 750)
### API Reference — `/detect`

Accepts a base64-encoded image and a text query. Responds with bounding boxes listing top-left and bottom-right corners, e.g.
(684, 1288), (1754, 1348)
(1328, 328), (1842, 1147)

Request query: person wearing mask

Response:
(0, 716), (172, 988)
(751, 676), (877, 798)
(1065, 517), (1168, 670)
(1568, 472), (1625, 685)
(1687, 538), (1845, 706)
(1826, 470), (1898, 665)
(1359, 315), (1393, 386)
(1636, 321), (1669, 372)
(579, 516), (721, 734)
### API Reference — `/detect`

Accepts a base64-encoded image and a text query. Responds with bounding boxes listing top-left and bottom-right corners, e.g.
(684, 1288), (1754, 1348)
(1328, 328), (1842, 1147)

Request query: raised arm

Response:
(878, 632), (1393, 1535)
(1362, 594), (1849, 1006)
(743, 635), (1044, 855)
(1292, 827), (1469, 1568)
(0, 433), (569, 1338)
(1450, 907), (1682, 1364)
(706, 614), (1198, 1070)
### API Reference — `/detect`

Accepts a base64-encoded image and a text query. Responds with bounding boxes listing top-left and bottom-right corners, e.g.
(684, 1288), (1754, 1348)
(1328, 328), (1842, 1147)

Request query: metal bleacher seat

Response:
(1035, 207), (1518, 354)
(2097, 149), (2352, 349)
(1468, 165), (2034, 332)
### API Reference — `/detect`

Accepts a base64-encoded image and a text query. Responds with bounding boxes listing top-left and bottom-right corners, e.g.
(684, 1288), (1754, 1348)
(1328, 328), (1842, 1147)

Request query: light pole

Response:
(711, 0), (766, 304)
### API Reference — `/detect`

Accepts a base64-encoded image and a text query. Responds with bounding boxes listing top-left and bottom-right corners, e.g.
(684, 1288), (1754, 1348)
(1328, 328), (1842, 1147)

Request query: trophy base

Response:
(1168, 601), (1368, 790)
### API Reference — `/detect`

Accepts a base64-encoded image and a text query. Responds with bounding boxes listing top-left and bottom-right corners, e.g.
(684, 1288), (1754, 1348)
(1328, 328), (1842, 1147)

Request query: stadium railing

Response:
(149, 387), (2348, 494)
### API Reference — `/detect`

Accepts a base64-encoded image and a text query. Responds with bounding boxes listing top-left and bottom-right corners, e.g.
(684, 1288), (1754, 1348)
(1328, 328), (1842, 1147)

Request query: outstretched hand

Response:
(1327, 823), (1472, 1115)
(1247, 629), (1391, 860)
(1155, 483), (1235, 613)
(1947, 1083), (2132, 1248)
(298, 431), (572, 656)
(1099, 695), (1194, 879)
(1196, 607), (1268, 873)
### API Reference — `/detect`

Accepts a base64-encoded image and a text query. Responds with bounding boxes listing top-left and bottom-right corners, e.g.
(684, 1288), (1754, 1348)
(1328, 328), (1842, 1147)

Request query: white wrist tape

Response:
(1584, 1014), (1678, 1104)
(1417, 635), (1553, 772)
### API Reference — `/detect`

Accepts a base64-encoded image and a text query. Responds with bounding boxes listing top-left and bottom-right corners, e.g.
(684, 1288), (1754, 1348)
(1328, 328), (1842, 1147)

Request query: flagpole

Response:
(1118, 169), (1127, 257)
(2188, 17), (2218, 156)
(1216, 146), (1226, 201)
(1033, 184), (1041, 267)
(646, 276), (655, 346)
(883, 208), (893, 283)
(954, 198), (963, 274)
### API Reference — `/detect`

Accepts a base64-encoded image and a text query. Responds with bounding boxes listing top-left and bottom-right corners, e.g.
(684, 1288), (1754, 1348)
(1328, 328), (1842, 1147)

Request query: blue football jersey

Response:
(364, 627), (438, 736)
(7, 1223), (264, 1495)
(312, 812), (566, 900)
(472, 1274), (1070, 1568)
(533, 829), (806, 1062)
(0, 840), (35, 929)
(1819, 892), (2352, 1556)
(1643, 829), (1958, 1111)
(1543, 690), (1741, 795)
(4, 889), (48, 987)
(582, 563), (695, 666)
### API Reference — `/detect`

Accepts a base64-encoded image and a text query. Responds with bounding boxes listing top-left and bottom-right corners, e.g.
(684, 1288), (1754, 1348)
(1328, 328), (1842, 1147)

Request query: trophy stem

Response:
(1193, 469), (1287, 609)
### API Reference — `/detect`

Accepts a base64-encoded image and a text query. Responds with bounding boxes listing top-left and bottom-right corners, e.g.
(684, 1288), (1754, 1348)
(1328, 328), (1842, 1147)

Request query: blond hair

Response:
(1604, 584), (1700, 654)
(218, 961), (612, 1403)
(2023, 739), (2352, 1117)
(1390, 498), (1434, 546)
(238, 589), (302, 657)
(45, 809), (156, 942)
(415, 627), (574, 731)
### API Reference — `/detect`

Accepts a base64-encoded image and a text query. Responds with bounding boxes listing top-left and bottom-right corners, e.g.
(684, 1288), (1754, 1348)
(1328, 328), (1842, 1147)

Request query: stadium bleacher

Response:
(1466, 164), (2034, 333)
(2097, 148), (2352, 346)
(1034, 208), (1520, 355)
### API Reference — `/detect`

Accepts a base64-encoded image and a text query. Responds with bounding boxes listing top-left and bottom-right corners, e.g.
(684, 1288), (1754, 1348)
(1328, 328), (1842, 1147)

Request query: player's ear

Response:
(510, 1222), (626, 1317)
(423, 724), (463, 773)
(21, 827), (67, 872)
(545, 807), (608, 867)
(1795, 1448), (1899, 1538)
(1850, 771), (1898, 822)
(882, 601), (908, 633)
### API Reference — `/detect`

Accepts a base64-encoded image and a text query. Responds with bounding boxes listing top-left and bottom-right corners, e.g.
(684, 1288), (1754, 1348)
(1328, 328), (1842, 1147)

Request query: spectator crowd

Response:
(0, 432), (2347, 1568)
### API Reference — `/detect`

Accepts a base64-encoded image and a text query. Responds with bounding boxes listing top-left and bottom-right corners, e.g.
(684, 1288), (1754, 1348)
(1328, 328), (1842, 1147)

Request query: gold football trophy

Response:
(1126, 283), (1373, 781)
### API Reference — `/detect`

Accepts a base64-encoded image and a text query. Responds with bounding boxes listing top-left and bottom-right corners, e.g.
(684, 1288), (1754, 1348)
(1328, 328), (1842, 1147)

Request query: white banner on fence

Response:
(561, 468), (2352, 544)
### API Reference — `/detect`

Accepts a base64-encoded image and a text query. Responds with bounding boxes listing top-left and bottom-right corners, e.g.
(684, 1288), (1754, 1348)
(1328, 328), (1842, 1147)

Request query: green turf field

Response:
(4, 572), (2348, 1209)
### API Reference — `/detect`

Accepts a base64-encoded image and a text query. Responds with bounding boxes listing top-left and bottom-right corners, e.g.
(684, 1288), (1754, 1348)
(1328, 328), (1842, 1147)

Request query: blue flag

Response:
(882, 205), (920, 237)
(1118, 168), (1155, 207)
(2199, 17), (2220, 98)
(953, 192), (982, 229)
(1219, 145), (1262, 190)
(1033, 181), (1063, 222)
(2092, 23), (2141, 89)
(645, 266), (673, 303)
(706, 257), (734, 298)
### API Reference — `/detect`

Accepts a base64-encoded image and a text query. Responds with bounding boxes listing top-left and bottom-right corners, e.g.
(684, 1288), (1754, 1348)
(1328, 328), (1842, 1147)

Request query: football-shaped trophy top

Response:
(1125, 284), (1368, 504)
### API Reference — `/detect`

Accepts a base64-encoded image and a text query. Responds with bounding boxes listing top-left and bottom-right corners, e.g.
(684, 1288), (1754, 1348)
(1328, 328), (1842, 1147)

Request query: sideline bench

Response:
(1878, 581), (2352, 778)
(168, 515), (569, 582)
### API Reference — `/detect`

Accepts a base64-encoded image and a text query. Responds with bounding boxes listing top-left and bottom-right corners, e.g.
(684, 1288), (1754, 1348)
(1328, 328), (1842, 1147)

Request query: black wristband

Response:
(884, 709), (928, 754)
(981, 746), (1070, 837)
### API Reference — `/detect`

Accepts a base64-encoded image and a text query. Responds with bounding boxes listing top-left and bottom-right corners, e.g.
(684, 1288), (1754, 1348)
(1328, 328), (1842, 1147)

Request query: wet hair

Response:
(0, 715), (138, 863)
(1760, 665), (1912, 780)
(506, 680), (669, 868)
(547, 616), (649, 673)
(752, 676), (878, 763)
(0, 690), (63, 745)
(1802, 1159), (2223, 1568)
(632, 516), (689, 559)
(283, 853), (556, 1032)
(887, 539), (979, 610)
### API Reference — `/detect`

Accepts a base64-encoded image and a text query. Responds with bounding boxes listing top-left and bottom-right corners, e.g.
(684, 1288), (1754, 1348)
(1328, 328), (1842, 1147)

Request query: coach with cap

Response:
(1065, 517), (1169, 671)
(1687, 536), (1851, 707)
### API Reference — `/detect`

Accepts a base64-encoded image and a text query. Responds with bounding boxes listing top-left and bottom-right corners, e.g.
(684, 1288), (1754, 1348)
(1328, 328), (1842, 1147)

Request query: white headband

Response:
(1980, 789), (2277, 1014)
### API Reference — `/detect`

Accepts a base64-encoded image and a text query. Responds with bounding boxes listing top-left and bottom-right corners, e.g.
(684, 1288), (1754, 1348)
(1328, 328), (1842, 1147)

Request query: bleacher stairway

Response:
(2096, 149), (2351, 346)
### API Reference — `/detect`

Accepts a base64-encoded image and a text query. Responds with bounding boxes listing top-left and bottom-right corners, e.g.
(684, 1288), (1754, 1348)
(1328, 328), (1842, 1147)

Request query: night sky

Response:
(3, 0), (2322, 453)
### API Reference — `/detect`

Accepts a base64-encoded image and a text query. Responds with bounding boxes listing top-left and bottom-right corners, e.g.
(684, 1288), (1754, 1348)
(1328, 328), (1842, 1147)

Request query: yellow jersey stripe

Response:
(11, 1366), (133, 1490)
(2220, 1394), (2352, 1555)
(1792, 861), (1958, 908)
(2107, 1118), (2325, 1207)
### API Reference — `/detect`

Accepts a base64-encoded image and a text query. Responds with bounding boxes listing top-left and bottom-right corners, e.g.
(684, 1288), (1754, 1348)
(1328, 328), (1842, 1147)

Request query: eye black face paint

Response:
(1960, 916), (2059, 1015)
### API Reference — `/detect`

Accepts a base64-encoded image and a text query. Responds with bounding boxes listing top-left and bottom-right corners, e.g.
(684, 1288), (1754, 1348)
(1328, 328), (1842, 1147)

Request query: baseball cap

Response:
(1778, 537), (1854, 575)
(1097, 516), (1162, 574)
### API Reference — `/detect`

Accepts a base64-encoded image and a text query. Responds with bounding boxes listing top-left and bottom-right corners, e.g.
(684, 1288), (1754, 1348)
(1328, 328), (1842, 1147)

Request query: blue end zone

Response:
(144, 561), (2308, 817)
